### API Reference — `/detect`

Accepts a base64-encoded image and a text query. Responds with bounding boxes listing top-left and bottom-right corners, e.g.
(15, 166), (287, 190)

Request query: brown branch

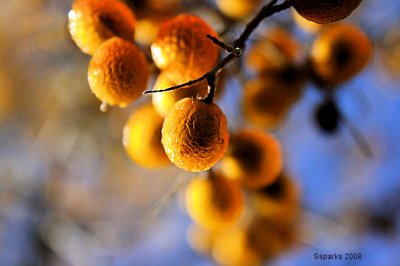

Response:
(143, 0), (293, 100)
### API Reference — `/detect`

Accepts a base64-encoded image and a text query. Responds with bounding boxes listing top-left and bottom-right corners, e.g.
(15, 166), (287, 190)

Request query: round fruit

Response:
(246, 216), (296, 259)
(151, 14), (219, 79)
(151, 71), (209, 117)
(309, 23), (372, 87)
(314, 98), (340, 133)
(0, 69), (13, 122)
(186, 223), (215, 255)
(252, 174), (300, 224)
(162, 98), (229, 172)
(123, 103), (171, 168)
(246, 27), (301, 74)
(291, 8), (321, 33)
(292, 0), (362, 24)
(68, 0), (136, 55)
(212, 227), (261, 266)
(243, 77), (302, 129)
(185, 173), (244, 230)
(221, 129), (283, 189)
(216, 0), (261, 20)
(88, 37), (149, 107)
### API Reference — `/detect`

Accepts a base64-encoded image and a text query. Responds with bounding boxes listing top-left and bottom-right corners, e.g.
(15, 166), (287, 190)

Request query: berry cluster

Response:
(67, 0), (368, 264)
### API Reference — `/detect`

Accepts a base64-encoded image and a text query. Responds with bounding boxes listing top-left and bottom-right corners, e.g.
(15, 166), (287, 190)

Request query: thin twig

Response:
(341, 115), (374, 159)
(144, 0), (293, 100)
(207, 34), (237, 54)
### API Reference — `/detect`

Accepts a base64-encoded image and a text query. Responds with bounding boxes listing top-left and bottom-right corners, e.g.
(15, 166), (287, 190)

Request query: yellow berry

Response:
(151, 71), (209, 118)
(185, 173), (244, 230)
(310, 23), (373, 87)
(88, 37), (149, 107)
(252, 174), (300, 224)
(246, 216), (297, 260)
(242, 77), (302, 129)
(162, 98), (229, 172)
(291, 8), (322, 33)
(212, 227), (261, 266)
(186, 223), (215, 255)
(221, 129), (283, 190)
(216, 0), (261, 20)
(123, 103), (171, 168)
(246, 27), (302, 74)
(151, 14), (219, 80)
(68, 0), (136, 55)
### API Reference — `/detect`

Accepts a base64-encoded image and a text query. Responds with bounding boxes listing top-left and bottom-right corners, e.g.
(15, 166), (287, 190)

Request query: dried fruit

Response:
(162, 98), (229, 172)
(291, 8), (321, 33)
(292, 0), (362, 24)
(88, 37), (149, 107)
(123, 103), (171, 168)
(68, 0), (136, 55)
(151, 14), (219, 79)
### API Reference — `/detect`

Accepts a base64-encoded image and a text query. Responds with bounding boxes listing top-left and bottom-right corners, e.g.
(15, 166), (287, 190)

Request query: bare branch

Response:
(143, 0), (293, 98)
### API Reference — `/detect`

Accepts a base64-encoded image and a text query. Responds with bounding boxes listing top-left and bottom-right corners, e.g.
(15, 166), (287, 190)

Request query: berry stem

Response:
(100, 102), (109, 112)
(143, 0), (293, 99)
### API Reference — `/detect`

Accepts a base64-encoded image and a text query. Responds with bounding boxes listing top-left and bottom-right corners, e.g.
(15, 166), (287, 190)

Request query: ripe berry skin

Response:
(151, 14), (219, 80)
(246, 27), (302, 74)
(309, 23), (372, 87)
(243, 77), (303, 129)
(68, 0), (136, 55)
(185, 173), (244, 230)
(88, 37), (149, 107)
(151, 71), (209, 118)
(216, 0), (261, 20)
(221, 129), (283, 190)
(292, 0), (362, 24)
(123, 104), (171, 168)
(252, 174), (300, 225)
(162, 98), (229, 172)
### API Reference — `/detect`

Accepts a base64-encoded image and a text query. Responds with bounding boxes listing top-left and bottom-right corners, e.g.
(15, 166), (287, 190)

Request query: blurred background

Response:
(1, 0), (400, 265)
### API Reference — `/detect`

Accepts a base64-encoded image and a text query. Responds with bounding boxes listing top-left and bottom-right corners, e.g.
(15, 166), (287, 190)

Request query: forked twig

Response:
(144, 0), (293, 103)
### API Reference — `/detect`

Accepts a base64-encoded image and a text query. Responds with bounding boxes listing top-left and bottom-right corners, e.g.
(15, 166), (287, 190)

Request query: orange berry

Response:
(216, 0), (261, 20)
(0, 69), (13, 122)
(88, 37), (149, 107)
(243, 77), (302, 129)
(185, 173), (244, 230)
(151, 14), (219, 79)
(221, 129), (283, 190)
(252, 174), (300, 224)
(292, 0), (362, 24)
(151, 71), (209, 118)
(212, 227), (261, 266)
(68, 0), (136, 55)
(123, 103), (171, 168)
(246, 216), (297, 260)
(381, 27), (400, 77)
(186, 223), (215, 255)
(291, 8), (322, 33)
(246, 27), (302, 74)
(162, 98), (229, 172)
(134, 7), (176, 47)
(310, 23), (372, 87)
